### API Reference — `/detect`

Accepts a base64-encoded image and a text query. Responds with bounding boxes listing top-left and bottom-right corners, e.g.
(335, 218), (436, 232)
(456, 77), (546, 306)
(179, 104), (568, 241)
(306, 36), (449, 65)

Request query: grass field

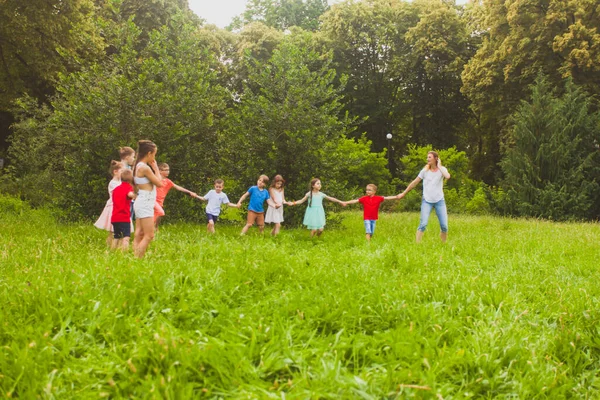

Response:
(1, 209), (600, 398)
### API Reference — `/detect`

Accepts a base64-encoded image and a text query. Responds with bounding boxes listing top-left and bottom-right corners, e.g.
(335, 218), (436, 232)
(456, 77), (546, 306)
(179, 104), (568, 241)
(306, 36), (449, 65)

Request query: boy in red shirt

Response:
(154, 163), (198, 228)
(111, 169), (135, 250)
(343, 184), (399, 241)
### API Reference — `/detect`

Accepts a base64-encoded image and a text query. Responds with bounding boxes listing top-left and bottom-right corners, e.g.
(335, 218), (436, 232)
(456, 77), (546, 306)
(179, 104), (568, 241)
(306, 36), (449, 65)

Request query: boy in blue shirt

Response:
(237, 174), (277, 235)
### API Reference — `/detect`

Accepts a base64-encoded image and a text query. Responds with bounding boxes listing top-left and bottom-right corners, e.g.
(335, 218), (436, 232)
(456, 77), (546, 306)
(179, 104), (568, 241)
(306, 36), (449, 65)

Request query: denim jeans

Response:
(364, 220), (377, 235)
(418, 199), (448, 233)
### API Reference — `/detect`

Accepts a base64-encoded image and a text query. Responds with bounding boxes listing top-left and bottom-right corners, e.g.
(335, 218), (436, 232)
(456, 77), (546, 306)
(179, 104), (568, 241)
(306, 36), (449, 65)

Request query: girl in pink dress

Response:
(94, 160), (123, 245)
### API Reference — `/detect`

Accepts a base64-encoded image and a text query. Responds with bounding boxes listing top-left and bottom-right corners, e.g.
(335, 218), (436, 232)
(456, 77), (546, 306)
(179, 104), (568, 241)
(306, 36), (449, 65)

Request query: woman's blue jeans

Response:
(418, 199), (448, 233)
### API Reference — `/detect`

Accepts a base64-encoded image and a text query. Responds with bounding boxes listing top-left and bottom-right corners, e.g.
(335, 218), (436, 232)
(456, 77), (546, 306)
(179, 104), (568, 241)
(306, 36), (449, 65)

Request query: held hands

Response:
(189, 192), (198, 198)
(275, 202), (283, 209)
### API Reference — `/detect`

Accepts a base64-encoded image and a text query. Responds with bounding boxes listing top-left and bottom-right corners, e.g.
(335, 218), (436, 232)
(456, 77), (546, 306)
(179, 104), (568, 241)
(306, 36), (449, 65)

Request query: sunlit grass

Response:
(1, 210), (599, 398)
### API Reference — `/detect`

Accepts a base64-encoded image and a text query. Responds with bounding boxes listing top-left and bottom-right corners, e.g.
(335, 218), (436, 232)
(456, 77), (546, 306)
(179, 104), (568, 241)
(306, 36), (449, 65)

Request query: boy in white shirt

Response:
(197, 179), (240, 233)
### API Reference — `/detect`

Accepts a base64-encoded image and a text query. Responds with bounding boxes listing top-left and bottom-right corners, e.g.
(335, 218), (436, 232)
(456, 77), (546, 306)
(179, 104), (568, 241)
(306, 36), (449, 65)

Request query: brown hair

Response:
(424, 151), (439, 171)
(132, 140), (157, 179)
(367, 183), (377, 192)
(214, 179), (224, 185)
(271, 174), (285, 188)
(158, 162), (169, 171)
(119, 146), (135, 159)
(108, 160), (123, 176)
(259, 174), (270, 185)
(309, 178), (320, 206)
(121, 169), (133, 184)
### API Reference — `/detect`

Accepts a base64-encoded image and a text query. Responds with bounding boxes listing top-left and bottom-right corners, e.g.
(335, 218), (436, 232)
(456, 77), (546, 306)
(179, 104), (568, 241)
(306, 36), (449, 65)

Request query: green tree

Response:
(224, 30), (390, 222)
(404, 0), (473, 149)
(500, 75), (600, 220)
(7, 19), (228, 220)
(462, 0), (600, 184)
(229, 0), (328, 31)
(320, 0), (418, 152)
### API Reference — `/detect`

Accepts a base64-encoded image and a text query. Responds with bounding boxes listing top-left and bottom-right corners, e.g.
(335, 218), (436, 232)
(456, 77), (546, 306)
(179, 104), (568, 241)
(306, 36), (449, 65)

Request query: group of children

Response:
(94, 140), (415, 257)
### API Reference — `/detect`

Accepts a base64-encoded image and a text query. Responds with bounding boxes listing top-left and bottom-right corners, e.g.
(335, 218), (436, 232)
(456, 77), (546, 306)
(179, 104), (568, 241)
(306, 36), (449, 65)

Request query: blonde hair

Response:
(367, 184), (377, 192)
(424, 151), (439, 171)
(121, 169), (133, 184)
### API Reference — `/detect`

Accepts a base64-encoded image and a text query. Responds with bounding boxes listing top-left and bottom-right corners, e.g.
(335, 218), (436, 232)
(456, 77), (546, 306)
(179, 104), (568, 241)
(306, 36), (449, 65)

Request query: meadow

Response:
(1, 209), (600, 399)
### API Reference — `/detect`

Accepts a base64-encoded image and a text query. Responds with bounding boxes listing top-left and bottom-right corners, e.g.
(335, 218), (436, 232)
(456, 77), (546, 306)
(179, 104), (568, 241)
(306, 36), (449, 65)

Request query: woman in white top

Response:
(398, 151), (451, 242)
(132, 140), (163, 258)
(265, 174), (287, 235)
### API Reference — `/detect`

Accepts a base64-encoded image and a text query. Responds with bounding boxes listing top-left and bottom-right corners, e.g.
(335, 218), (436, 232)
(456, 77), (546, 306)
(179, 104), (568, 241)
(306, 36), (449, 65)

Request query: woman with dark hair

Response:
(398, 151), (451, 243)
(132, 140), (163, 258)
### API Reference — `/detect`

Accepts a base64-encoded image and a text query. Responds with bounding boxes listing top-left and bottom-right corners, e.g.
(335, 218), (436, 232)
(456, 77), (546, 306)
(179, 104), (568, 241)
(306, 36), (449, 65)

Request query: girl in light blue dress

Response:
(288, 178), (345, 237)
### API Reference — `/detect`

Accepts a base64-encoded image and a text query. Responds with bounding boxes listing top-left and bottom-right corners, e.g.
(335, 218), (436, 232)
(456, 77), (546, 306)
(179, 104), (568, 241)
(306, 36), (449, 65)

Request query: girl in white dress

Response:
(265, 175), (287, 236)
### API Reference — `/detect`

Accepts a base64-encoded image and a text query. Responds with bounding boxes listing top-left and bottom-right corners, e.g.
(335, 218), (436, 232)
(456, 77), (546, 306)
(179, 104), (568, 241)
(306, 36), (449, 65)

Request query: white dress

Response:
(265, 189), (284, 223)
(94, 179), (121, 231)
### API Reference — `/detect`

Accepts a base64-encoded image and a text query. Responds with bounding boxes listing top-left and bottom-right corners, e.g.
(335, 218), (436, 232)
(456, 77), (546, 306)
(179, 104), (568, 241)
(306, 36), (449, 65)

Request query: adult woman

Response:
(132, 140), (163, 258)
(398, 151), (451, 242)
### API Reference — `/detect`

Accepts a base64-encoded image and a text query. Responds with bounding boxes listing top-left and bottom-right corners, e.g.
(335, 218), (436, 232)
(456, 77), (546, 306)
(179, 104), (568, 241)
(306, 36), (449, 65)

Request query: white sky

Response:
(188, 0), (468, 28)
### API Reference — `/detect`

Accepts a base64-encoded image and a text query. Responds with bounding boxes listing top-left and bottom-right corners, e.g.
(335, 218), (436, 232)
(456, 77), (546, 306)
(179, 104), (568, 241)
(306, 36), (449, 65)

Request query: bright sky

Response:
(188, 0), (468, 28)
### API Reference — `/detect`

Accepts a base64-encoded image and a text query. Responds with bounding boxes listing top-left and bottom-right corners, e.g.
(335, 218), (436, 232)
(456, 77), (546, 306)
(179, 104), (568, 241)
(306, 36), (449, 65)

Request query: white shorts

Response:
(134, 188), (156, 219)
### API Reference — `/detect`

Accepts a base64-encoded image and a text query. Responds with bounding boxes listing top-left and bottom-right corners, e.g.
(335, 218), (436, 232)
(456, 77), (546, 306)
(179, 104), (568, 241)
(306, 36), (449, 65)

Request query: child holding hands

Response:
(237, 175), (278, 235)
(154, 162), (198, 228)
(110, 169), (135, 250)
(94, 160), (124, 245)
(288, 178), (344, 238)
(196, 179), (239, 233)
(343, 184), (398, 241)
(265, 175), (287, 236)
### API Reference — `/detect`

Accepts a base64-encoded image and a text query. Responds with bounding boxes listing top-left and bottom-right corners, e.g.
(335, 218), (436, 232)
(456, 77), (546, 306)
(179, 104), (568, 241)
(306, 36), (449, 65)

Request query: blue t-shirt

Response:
(247, 186), (270, 213)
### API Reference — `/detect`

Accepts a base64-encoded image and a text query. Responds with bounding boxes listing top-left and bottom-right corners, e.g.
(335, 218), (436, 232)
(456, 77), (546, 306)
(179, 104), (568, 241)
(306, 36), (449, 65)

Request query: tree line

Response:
(0, 0), (599, 221)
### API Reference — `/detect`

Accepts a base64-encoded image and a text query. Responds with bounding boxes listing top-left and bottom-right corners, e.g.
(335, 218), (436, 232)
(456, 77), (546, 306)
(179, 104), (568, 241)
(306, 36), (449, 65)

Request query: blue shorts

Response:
(112, 222), (131, 239)
(206, 213), (219, 223)
(364, 220), (377, 235)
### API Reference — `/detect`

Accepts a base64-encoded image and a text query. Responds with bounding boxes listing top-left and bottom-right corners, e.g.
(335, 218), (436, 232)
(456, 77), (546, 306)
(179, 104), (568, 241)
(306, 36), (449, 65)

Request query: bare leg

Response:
(133, 219), (144, 253)
(106, 233), (112, 247)
(111, 238), (119, 250)
(207, 221), (215, 234)
(120, 237), (130, 251)
(440, 232), (447, 242)
(154, 216), (162, 230)
(310, 229), (317, 238)
(416, 230), (424, 243)
(271, 223), (281, 236)
(134, 217), (155, 258)
(316, 228), (324, 237)
(241, 224), (253, 235)
(366, 234), (371, 241)
(258, 225), (265, 234)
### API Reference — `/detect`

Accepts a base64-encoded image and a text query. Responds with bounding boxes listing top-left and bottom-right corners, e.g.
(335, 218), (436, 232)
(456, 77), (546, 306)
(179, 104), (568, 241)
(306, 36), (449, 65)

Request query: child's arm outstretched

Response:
(324, 195), (345, 205)
(383, 195), (398, 200)
(172, 182), (197, 198)
(236, 191), (250, 207)
(287, 192), (309, 206)
(342, 199), (359, 206)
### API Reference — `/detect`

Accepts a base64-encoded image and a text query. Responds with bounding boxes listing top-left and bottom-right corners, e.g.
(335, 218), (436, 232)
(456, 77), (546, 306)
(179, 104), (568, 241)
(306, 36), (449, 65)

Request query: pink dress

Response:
(94, 179), (121, 231)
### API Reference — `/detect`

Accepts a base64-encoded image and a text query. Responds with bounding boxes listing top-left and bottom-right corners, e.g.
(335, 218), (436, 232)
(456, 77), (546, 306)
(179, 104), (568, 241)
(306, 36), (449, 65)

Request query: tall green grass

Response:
(1, 210), (599, 398)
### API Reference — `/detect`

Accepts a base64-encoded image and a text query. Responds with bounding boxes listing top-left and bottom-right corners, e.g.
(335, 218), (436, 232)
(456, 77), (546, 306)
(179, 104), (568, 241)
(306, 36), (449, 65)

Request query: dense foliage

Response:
(1, 0), (599, 221)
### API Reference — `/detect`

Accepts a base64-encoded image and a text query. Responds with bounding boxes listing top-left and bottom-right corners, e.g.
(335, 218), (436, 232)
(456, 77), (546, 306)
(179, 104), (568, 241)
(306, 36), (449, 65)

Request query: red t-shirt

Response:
(111, 182), (134, 223)
(359, 195), (385, 220)
(155, 178), (174, 206)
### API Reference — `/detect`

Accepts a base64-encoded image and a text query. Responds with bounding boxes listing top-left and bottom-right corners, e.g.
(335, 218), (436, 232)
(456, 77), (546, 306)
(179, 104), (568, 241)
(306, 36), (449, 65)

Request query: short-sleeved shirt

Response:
(359, 195), (385, 220)
(111, 182), (134, 223)
(155, 178), (175, 206)
(247, 186), (270, 213)
(418, 167), (448, 203)
(204, 190), (230, 216)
